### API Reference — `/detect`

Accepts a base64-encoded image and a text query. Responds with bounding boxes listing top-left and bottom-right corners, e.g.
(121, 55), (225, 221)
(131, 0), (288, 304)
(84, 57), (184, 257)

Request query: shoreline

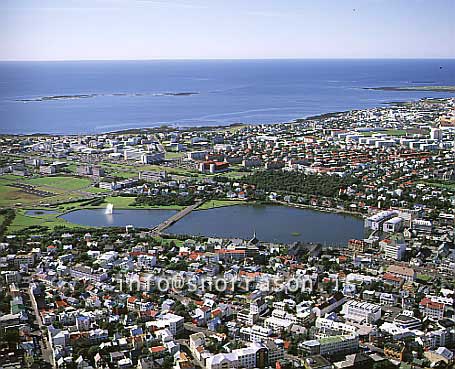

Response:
(364, 85), (455, 93)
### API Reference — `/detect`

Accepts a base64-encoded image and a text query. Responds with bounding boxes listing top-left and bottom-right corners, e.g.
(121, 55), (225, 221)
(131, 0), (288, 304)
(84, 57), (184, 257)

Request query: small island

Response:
(15, 91), (199, 102)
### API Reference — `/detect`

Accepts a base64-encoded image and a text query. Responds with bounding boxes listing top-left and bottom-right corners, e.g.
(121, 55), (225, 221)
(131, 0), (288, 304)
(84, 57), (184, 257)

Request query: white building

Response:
(264, 316), (294, 333)
(383, 217), (403, 233)
(240, 325), (273, 343)
(315, 318), (357, 338)
(341, 300), (382, 324)
(187, 151), (208, 161)
(141, 152), (164, 164)
(205, 353), (239, 369)
(137, 254), (157, 269)
(380, 239), (407, 261)
(365, 210), (398, 230)
(148, 313), (184, 335)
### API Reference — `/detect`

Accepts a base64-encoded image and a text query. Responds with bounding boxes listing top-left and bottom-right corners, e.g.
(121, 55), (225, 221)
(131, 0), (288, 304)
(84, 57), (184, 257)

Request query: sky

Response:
(0, 0), (454, 61)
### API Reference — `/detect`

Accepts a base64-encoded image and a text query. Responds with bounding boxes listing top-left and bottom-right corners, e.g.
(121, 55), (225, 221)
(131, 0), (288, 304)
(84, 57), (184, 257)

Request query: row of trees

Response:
(241, 170), (358, 198)
(0, 208), (15, 238)
(134, 193), (196, 207)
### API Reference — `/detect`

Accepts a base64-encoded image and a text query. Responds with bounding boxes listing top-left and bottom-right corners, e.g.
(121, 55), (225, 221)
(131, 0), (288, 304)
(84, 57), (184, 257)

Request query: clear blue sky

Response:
(1, 0), (454, 60)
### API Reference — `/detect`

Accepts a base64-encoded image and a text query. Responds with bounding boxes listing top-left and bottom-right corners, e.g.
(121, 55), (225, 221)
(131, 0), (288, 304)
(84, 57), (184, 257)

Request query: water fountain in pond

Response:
(105, 203), (114, 215)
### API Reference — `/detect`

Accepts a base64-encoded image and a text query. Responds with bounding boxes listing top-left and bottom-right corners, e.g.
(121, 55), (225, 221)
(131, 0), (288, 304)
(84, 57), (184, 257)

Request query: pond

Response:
(166, 205), (364, 246)
(26, 209), (58, 216)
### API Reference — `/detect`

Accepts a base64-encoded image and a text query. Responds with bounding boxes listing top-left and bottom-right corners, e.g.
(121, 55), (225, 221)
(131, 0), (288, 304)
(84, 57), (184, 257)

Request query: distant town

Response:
(0, 96), (454, 369)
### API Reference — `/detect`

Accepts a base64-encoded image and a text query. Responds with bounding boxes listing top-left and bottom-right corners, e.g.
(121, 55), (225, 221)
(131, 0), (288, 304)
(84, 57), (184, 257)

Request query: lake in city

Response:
(60, 205), (364, 245)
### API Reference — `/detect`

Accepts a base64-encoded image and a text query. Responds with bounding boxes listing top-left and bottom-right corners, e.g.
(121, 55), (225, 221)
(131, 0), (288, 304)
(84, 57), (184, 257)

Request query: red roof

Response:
(127, 296), (138, 303)
(420, 297), (444, 310)
(383, 273), (402, 283)
(150, 346), (166, 353)
(55, 300), (68, 308)
(216, 249), (245, 254)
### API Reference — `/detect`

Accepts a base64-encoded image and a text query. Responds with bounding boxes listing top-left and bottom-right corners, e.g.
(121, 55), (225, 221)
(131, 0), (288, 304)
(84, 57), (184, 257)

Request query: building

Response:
(430, 127), (443, 141)
(1, 271), (21, 284)
(264, 316), (294, 334)
(347, 239), (367, 253)
(379, 293), (398, 306)
(341, 300), (381, 324)
(189, 332), (206, 360)
(149, 313), (184, 335)
(384, 342), (406, 361)
(137, 254), (157, 269)
(139, 171), (168, 182)
(419, 298), (445, 320)
(77, 165), (105, 177)
(187, 151), (208, 161)
(236, 309), (257, 326)
(393, 314), (421, 330)
(232, 343), (268, 369)
(40, 165), (56, 175)
(99, 178), (121, 190)
(380, 239), (406, 260)
(303, 355), (333, 369)
(240, 325), (273, 343)
(198, 161), (230, 174)
(313, 292), (347, 318)
(124, 149), (143, 161)
(206, 353), (239, 369)
(300, 334), (359, 357)
(365, 210), (398, 230)
(387, 265), (415, 282)
(383, 217), (403, 233)
(13, 252), (36, 268)
(141, 152), (165, 164)
(264, 340), (284, 367)
(412, 219), (433, 233)
(70, 265), (108, 282)
(333, 353), (373, 369)
(315, 318), (357, 338)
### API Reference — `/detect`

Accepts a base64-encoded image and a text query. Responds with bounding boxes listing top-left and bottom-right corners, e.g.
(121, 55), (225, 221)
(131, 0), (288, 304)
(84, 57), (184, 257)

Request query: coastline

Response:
(364, 85), (455, 92)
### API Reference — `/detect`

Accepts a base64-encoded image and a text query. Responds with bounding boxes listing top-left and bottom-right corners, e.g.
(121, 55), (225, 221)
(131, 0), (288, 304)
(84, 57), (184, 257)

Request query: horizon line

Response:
(0, 57), (454, 62)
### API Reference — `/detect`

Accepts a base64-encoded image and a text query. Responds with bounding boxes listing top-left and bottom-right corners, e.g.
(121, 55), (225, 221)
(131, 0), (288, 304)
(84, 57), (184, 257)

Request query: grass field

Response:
(197, 199), (247, 210)
(0, 184), (41, 206)
(0, 174), (25, 181)
(94, 196), (136, 208)
(85, 186), (110, 194)
(90, 196), (184, 210)
(417, 274), (432, 282)
(7, 209), (84, 233)
(23, 176), (93, 190)
(165, 152), (186, 160)
(153, 236), (185, 247)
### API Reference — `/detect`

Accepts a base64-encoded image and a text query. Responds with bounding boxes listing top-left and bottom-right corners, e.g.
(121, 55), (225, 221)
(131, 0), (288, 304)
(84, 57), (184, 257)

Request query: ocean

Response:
(0, 59), (454, 135)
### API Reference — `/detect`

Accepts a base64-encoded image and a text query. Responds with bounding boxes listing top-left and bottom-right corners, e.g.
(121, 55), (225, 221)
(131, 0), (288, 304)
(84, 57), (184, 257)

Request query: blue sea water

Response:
(0, 59), (454, 135)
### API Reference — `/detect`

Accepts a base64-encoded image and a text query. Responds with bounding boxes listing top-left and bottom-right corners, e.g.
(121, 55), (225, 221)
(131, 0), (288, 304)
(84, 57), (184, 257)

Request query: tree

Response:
(162, 355), (174, 369)
(0, 329), (20, 350)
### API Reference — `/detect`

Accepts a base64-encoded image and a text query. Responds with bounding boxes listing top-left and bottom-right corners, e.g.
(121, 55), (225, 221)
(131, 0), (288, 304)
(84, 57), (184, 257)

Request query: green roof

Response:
(319, 335), (347, 345)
